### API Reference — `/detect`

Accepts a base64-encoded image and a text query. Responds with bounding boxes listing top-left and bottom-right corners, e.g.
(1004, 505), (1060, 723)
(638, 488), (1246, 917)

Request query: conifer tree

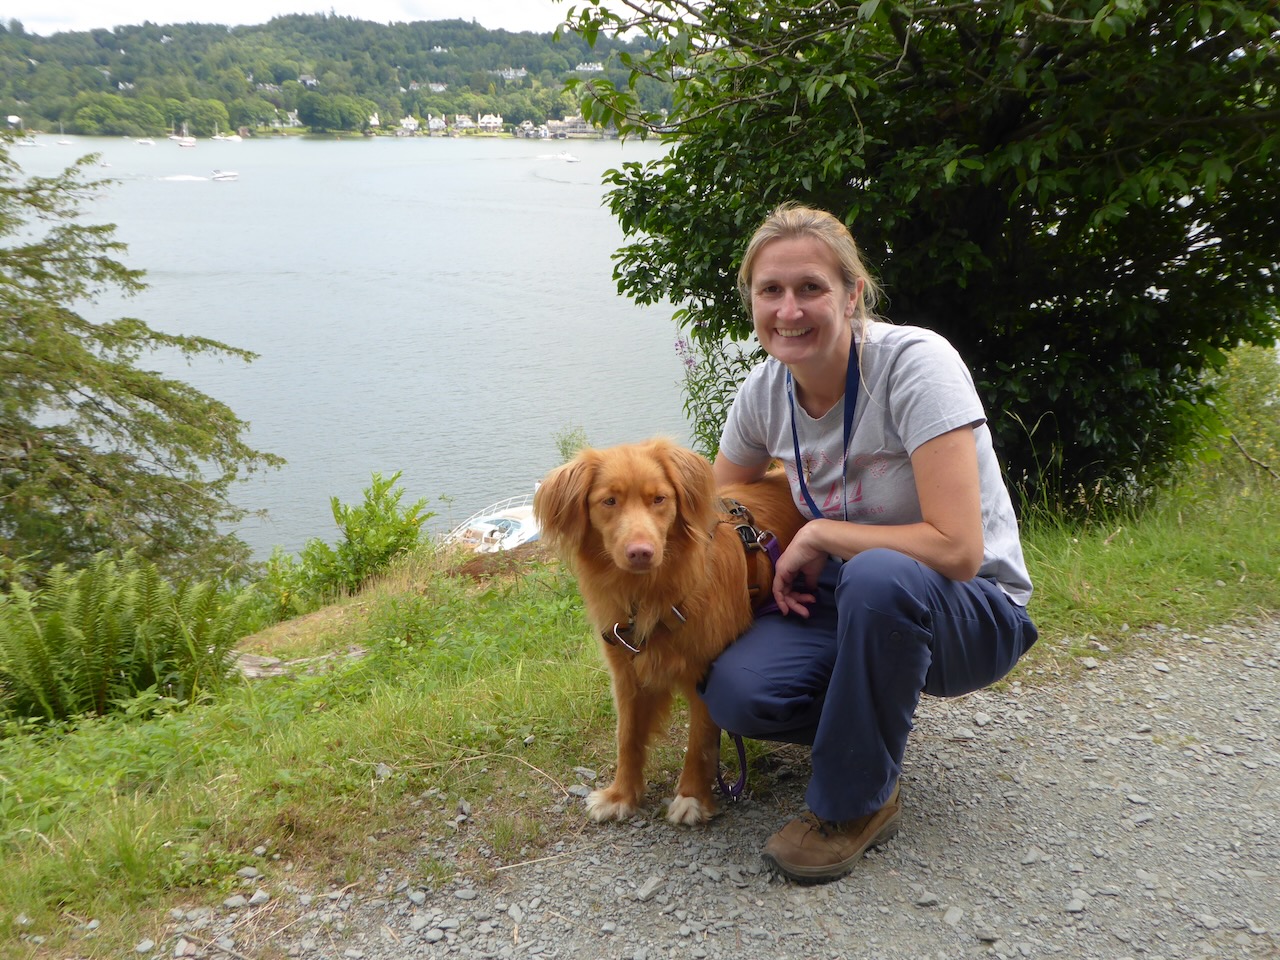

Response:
(0, 145), (283, 582)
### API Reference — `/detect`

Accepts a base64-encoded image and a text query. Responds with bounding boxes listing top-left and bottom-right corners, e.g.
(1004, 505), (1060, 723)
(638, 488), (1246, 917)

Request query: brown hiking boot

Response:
(762, 783), (901, 883)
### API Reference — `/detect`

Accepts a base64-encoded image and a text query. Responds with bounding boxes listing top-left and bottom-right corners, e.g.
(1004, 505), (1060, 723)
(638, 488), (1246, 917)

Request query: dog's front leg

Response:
(667, 690), (720, 825)
(587, 671), (671, 822)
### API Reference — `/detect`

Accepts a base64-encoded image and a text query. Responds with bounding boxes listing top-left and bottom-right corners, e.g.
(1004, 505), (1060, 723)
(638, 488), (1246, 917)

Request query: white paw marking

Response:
(586, 789), (636, 822)
(666, 794), (711, 825)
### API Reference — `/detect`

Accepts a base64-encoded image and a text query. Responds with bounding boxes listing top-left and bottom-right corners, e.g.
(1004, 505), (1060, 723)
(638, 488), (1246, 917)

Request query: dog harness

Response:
(599, 500), (785, 654)
(599, 499), (787, 801)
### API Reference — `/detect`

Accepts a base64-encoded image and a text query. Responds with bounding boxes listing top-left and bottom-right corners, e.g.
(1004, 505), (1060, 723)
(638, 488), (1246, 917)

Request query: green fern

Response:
(0, 552), (252, 722)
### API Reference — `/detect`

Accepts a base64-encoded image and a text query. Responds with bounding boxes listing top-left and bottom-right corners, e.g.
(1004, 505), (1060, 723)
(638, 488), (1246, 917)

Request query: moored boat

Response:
(442, 490), (540, 553)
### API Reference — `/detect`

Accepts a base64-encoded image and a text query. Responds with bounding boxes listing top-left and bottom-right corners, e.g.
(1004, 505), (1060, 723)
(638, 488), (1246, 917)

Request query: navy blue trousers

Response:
(699, 548), (1038, 822)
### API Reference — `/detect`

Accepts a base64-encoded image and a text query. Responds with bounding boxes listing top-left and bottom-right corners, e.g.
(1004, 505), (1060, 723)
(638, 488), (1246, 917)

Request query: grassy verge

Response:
(1, 474), (1277, 957)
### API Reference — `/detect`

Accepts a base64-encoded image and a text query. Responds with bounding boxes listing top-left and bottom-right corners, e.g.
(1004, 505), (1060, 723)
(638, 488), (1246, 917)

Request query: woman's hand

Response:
(772, 522), (828, 618)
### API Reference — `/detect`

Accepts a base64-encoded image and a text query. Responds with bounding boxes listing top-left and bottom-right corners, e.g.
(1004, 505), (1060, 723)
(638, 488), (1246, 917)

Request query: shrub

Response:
(0, 552), (252, 722)
(1199, 342), (1280, 482)
(256, 471), (432, 618)
(674, 334), (761, 460)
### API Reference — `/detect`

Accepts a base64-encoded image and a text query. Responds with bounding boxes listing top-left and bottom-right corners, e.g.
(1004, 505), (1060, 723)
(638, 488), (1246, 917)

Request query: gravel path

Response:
(158, 618), (1278, 960)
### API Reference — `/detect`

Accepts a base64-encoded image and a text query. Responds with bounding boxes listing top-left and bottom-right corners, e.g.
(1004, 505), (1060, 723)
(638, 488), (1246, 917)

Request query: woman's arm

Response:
(772, 426), (985, 616)
(712, 452), (769, 486)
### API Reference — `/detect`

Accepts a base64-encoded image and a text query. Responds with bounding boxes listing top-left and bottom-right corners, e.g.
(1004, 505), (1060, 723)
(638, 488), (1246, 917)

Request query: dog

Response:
(533, 438), (807, 825)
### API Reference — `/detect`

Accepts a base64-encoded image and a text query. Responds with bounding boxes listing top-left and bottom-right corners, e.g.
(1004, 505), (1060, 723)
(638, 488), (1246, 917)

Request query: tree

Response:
(567, 0), (1280, 497)
(0, 145), (284, 583)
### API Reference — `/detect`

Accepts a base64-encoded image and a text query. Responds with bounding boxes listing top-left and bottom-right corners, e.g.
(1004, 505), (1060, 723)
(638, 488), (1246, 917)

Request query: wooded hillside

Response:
(0, 13), (669, 134)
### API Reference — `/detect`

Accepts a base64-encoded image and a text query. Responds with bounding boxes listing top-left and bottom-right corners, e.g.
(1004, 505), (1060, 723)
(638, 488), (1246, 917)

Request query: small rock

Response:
(942, 906), (964, 926)
(636, 876), (665, 902)
(454, 888), (477, 900)
(135, 939), (155, 953)
(1066, 899), (1086, 913)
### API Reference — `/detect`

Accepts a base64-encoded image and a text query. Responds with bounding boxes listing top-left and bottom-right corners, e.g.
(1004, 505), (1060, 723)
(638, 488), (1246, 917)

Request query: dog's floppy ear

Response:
(534, 450), (599, 552)
(653, 439), (716, 543)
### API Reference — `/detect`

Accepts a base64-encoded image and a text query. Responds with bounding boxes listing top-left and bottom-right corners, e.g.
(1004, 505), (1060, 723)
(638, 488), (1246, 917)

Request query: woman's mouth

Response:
(776, 327), (813, 339)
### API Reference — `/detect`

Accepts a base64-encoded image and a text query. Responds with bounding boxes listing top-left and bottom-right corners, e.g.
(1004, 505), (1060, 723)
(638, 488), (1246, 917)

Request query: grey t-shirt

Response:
(719, 321), (1033, 605)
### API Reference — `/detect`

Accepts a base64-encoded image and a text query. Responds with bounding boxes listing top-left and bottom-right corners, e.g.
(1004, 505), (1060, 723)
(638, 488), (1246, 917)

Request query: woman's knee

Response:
(836, 549), (929, 622)
(699, 660), (822, 742)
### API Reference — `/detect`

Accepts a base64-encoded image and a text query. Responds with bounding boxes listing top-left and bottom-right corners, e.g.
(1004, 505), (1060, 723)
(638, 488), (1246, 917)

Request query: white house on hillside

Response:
(477, 113), (504, 132)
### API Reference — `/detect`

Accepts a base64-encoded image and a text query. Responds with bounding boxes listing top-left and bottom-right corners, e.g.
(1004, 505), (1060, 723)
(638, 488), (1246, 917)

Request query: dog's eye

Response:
(602, 497), (616, 507)
(653, 496), (666, 505)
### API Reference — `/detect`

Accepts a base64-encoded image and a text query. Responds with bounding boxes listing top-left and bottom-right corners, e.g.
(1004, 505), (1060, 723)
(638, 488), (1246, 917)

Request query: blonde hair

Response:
(736, 203), (881, 331)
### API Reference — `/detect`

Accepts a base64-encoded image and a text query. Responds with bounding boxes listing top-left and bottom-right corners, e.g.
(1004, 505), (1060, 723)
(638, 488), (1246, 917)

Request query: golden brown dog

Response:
(533, 438), (806, 825)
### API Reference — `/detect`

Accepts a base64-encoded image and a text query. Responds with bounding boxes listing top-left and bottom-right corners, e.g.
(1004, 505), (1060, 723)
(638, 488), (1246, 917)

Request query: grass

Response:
(1, 469), (1277, 958)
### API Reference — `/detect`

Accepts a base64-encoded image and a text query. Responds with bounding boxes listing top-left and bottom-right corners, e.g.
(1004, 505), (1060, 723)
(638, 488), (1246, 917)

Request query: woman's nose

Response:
(778, 290), (802, 318)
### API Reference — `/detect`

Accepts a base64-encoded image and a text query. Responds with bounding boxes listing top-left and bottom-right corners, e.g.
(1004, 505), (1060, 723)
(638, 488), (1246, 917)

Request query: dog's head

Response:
(534, 438), (716, 575)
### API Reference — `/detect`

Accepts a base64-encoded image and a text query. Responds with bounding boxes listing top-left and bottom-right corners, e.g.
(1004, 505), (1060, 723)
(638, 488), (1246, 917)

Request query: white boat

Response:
(137, 138), (155, 145)
(554, 151), (581, 163)
(211, 169), (239, 181)
(443, 490), (540, 553)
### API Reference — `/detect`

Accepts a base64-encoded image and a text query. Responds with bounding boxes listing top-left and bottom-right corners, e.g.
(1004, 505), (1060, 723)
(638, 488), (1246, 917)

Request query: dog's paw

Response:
(586, 788), (639, 822)
(666, 793), (714, 826)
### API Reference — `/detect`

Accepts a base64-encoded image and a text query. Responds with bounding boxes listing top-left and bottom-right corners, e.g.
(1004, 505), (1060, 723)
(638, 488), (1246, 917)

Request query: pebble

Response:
(119, 618), (1279, 960)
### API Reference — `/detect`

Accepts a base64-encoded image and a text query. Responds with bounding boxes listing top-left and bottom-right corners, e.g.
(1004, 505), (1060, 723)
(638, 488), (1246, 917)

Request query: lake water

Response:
(14, 133), (693, 559)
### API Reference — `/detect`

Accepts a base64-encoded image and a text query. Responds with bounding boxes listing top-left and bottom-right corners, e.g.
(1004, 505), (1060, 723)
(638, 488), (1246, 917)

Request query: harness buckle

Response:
(603, 621), (644, 655)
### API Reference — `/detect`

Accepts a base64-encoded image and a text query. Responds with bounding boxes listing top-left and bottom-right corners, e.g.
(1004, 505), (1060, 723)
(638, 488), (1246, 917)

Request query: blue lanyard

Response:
(786, 338), (860, 521)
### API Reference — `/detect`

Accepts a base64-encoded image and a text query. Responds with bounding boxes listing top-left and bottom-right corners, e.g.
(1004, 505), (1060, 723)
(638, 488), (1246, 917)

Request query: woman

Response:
(700, 203), (1037, 883)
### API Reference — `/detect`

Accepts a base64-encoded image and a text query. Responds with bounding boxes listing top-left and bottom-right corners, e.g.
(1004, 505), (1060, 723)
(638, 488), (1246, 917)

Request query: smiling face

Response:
(750, 235), (861, 374)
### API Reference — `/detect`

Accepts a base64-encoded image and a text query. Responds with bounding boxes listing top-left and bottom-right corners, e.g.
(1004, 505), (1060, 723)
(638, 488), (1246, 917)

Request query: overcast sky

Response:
(1, 1), (576, 37)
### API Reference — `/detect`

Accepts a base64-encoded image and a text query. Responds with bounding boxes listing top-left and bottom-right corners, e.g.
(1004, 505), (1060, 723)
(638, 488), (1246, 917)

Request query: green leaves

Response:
(0, 146), (283, 583)
(257, 471), (432, 617)
(0, 551), (252, 723)
(567, 0), (1280, 499)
